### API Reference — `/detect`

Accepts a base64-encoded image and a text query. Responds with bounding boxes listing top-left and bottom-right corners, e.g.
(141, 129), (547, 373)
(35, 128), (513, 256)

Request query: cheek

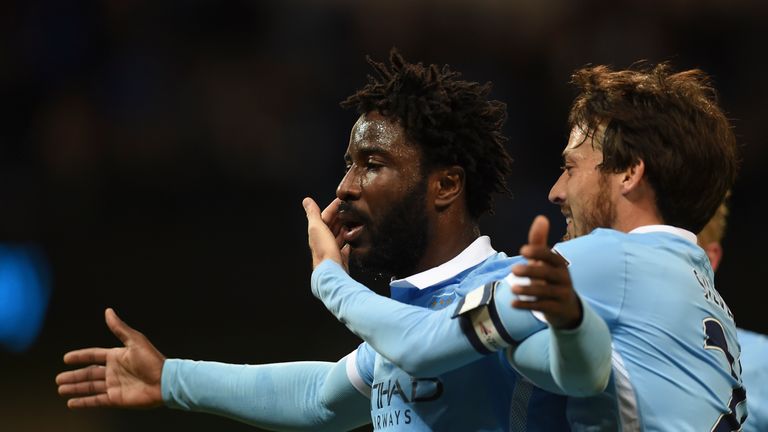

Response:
(570, 175), (596, 198)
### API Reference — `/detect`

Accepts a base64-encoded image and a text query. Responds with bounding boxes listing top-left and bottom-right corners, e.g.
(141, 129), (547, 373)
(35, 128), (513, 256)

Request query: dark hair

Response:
(341, 48), (513, 218)
(569, 63), (739, 233)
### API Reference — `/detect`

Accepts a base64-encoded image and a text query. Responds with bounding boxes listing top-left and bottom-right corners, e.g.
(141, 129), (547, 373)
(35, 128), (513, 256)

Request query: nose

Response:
(336, 166), (361, 201)
(548, 172), (566, 205)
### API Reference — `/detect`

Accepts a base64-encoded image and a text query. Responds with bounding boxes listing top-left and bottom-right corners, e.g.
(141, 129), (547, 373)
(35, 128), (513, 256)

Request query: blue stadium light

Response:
(0, 244), (51, 353)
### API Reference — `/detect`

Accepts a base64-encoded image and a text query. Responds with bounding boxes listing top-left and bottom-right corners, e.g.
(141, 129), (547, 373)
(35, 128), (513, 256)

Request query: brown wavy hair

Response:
(568, 63), (739, 233)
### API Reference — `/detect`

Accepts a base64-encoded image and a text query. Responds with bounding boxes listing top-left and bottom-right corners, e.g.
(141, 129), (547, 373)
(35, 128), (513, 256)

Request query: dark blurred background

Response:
(1, 1), (766, 430)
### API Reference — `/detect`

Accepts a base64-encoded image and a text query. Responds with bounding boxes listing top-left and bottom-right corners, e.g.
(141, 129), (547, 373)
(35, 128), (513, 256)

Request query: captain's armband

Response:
(453, 278), (523, 355)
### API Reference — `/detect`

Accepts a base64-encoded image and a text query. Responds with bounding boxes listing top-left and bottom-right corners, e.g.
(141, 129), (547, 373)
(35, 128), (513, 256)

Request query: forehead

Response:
(563, 124), (604, 160)
(348, 112), (412, 155)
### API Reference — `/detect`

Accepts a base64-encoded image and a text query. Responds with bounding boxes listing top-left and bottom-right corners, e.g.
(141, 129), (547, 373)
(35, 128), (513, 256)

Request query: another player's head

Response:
(337, 48), (512, 279)
(698, 200), (729, 271)
(549, 63), (739, 240)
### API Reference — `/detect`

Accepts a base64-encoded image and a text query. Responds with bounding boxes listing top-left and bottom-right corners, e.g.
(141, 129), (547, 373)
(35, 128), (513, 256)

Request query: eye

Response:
(560, 164), (574, 175)
(365, 157), (384, 171)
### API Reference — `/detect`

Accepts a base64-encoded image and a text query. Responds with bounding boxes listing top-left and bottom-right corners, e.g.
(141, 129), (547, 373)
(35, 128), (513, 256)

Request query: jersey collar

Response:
(390, 236), (497, 290)
(629, 225), (698, 244)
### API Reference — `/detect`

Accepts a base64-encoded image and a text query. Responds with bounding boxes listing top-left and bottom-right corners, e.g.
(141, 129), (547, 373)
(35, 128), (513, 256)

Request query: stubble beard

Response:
(566, 173), (617, 240)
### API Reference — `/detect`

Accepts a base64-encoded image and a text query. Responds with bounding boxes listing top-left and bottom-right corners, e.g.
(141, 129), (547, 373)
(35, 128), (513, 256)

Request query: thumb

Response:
(105, 308), (138, 346)
(528, 215), (550, 247)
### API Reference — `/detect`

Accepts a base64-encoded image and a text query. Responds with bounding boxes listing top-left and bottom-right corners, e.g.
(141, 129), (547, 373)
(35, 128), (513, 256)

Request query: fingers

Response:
(340, 244), (351, 272)
(320, 198), (342, 225)
(512, 262), (568, 284)
(303, 196), (343, 268)
(58, 376), (108, 396)
(519, 244), (568, 268)
(105, 308), (140, 346)
(303, 197), (321, 220)
(304, 197), (332, 234)
(322, 198), (345, 245)
(56, 364), (106, 385)
(63, 347), (109, 366)
(511, 291), (582, 329)
(511, 280), (565, 299)
(66, 394), (112, 409)
(511, 297), (561, 312)
(57, 366), (111, 409)
(59, 382), (108, 399)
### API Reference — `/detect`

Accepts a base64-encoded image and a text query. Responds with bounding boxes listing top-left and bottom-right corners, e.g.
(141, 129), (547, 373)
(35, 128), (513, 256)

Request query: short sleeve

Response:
(346, 342), (375, 398)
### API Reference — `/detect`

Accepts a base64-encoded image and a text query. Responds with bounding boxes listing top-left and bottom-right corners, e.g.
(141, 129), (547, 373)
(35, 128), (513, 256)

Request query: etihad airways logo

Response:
(371, 377), (444, 430)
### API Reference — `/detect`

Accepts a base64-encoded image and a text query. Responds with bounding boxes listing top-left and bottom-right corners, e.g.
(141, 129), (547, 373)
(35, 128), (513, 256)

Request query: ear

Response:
(433, 166), (465, 209)
(702, 241), (723, 272)
(619, 159), (646, 195)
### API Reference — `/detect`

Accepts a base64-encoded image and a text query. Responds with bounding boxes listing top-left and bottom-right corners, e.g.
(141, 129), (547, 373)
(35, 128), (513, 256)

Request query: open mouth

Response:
(337, 207), (366, 245)
(342, 223), (364, 243)
(561, 209), (572, 227)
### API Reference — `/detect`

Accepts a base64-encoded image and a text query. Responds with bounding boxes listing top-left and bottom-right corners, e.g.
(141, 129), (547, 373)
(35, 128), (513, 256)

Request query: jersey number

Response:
(704, 318), (747, 432)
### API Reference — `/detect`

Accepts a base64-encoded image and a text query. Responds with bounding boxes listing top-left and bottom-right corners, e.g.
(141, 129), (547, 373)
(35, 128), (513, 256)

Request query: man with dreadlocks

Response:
(57, 49), (612, 430)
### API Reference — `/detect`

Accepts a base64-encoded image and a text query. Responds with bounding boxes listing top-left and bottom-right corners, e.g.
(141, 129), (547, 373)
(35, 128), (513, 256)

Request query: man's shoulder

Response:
(455, 252), (522, 293)
(475, 251), (524, 275)
(553, 229), (626, 259)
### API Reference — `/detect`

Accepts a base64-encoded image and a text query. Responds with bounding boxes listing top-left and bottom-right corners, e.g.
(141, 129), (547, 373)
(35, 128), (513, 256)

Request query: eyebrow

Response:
(350, 143), (389, 157)
(344, 145), (390, 164)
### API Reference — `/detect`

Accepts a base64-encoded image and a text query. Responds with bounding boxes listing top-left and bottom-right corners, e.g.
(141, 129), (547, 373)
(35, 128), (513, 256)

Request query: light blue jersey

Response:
(311, 226), (747, 431)
(342, 236), (571, 431)
(554, 226), (746, 431)
(738, 328), (768, 432)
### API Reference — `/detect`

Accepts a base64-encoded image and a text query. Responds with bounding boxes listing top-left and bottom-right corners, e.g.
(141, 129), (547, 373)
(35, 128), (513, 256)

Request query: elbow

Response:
(561, 367), (611, 397)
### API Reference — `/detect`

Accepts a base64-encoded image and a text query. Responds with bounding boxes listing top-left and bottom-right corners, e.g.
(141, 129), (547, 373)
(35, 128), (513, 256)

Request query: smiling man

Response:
(554, 125), (617, 241)
(305, 63), (745, 430)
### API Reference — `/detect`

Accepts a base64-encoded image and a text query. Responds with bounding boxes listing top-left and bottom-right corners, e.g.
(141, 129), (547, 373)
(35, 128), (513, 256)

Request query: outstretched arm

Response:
(304, 198), (611, 395)
(56, 308), (370, 431)
(161, 357), (370, 431)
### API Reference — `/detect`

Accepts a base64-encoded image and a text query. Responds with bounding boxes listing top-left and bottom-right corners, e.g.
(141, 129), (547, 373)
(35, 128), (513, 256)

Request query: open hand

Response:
(56, 308), (166, 409)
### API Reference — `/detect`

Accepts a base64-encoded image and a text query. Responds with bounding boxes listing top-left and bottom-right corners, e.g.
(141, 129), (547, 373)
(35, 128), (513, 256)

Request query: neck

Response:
(414, 221), (480, 274)
(613, 194), (664, 233)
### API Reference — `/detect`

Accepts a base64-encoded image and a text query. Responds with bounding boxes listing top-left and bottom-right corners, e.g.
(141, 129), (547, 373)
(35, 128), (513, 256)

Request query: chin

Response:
(348, 244), (369, 259)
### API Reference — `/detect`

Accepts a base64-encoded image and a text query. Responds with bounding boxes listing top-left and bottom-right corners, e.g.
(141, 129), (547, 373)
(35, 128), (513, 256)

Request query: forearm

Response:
(162, 357), (369, 431)
(311, 260), (545, 376)
(506, 297), (612, 396)
(312, 260), (479, 376)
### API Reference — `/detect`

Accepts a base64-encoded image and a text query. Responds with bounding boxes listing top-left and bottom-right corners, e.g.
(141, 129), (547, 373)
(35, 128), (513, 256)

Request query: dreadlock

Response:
(341, 48), (513, 218)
